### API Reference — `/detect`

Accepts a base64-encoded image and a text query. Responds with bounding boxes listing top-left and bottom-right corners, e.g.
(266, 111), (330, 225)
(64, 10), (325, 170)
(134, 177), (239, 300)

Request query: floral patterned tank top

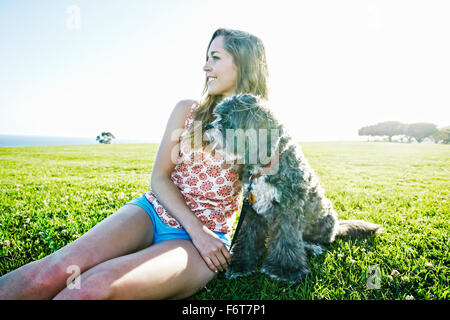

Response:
(145, 102), (243, 234)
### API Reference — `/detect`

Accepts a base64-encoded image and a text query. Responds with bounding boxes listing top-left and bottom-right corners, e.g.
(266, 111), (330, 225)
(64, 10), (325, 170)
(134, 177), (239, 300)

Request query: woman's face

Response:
(203, 36), (238, 98)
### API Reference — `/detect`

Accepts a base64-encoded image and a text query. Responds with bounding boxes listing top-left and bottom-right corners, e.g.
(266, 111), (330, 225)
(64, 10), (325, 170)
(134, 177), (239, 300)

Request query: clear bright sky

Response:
(1, 0), (449, 142)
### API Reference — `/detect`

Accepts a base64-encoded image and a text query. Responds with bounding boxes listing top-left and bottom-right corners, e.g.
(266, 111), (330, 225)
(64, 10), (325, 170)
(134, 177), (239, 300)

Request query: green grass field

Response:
(0, 142), (448, 300)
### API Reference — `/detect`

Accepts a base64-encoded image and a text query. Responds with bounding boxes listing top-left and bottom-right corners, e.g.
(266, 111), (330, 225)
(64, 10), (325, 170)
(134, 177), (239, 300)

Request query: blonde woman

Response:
(0, 28), (269, 300)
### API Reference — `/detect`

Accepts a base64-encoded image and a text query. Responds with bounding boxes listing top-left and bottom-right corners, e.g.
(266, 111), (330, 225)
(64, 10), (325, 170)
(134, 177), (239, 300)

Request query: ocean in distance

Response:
(0, 134), (154, 147)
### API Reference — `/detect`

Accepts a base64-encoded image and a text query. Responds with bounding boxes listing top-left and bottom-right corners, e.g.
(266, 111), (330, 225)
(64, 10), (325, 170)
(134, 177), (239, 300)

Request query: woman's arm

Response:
(150, 99), (200, 232)
(150, 100), (230, 272)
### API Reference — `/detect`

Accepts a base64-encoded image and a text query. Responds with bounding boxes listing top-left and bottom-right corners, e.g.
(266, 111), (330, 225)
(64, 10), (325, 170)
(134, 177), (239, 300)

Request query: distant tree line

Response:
(96, 132), (115, 144)
(358, 121), (450, 144)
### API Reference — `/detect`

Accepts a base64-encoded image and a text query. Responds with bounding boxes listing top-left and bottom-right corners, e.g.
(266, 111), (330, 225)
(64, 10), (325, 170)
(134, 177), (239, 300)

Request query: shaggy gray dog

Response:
(204, 94), (382, 283)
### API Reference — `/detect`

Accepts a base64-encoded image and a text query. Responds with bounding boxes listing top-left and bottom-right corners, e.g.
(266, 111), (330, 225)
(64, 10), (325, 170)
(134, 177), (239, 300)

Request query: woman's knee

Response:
(53, 270), (115, 300)
(0, 255), (70, 300)
(31, 247), (94, 297)
(23, 254), (68, 292)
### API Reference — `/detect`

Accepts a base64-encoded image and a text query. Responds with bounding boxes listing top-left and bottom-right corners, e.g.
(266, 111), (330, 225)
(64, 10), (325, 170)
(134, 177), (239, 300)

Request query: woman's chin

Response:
(207, 87), (218, 96)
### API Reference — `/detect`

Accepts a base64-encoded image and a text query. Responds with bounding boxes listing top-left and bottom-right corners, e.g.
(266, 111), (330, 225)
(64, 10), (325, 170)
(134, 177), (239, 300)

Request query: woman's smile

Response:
(207, 76), (217, 84)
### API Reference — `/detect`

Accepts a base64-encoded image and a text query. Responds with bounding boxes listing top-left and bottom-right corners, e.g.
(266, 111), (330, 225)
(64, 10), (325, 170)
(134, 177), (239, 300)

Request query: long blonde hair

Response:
(185, 28), (269, 148)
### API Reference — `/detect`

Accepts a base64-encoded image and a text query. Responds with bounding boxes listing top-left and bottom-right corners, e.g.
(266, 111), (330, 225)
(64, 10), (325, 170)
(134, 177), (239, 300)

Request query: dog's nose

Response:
(205, 123), (213, 130)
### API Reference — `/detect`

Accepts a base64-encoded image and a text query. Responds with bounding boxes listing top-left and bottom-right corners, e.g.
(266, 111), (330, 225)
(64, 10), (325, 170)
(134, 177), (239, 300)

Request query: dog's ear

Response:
(237, 93), (258, 105)
(256, 127), (283, 163)
(254, 103), (286, 162)
(213, 99), (228, 116)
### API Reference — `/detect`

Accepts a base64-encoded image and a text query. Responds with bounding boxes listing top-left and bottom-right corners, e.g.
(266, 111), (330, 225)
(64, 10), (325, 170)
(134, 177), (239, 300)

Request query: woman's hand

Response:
(189, 224), (231, 273)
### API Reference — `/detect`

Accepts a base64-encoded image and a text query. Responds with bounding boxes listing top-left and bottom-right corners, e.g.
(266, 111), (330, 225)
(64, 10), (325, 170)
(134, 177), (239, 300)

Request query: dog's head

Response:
(204, 94), (284, 169)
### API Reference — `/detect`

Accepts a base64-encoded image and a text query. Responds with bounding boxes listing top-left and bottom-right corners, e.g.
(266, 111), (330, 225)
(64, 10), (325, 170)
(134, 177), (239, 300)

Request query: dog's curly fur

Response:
(205, 94), (382, 283)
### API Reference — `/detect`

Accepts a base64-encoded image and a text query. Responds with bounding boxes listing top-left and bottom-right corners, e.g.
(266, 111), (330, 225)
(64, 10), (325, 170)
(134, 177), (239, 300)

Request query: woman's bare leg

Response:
(0, 204), (153, 299)
(53, 239), (216, 300)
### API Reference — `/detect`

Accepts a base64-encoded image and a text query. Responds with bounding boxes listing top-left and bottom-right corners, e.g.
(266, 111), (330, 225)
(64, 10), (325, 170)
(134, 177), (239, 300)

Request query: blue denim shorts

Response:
(126, 193), (231, 248)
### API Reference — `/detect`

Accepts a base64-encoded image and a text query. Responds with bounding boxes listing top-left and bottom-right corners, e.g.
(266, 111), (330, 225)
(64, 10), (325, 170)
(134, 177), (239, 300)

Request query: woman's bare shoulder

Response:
(173, 99), (197, 117)
(177, 99), (197, 110)
(164, 99), (197, 130)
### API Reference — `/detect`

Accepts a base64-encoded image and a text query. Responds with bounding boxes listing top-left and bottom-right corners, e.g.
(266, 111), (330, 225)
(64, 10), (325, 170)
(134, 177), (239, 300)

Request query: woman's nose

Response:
(203, 61), (212, 72)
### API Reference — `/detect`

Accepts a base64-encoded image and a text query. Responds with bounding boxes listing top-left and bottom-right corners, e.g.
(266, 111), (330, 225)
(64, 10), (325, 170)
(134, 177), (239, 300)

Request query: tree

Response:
(358, 124), (380, 139)
(96, 132), (115, 144)
(433, 128), (450, 144)
(376, 121), (405, 142)
(358, 121), (442, 143)
(358, 121), (405, 141)
(358, 126), (372, 141)
(404, 123), (438, 143)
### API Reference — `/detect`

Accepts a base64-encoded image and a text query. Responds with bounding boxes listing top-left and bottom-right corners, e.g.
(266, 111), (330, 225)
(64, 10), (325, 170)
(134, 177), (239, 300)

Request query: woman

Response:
(0, 28), (269, 300)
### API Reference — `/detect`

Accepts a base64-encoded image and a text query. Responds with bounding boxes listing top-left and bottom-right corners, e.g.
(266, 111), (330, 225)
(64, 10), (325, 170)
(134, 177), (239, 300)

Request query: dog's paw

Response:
(304, 243), (324, 256)
(225, 262), (257, 280)
(260, 264), (310, 283)
(225, 268), (254, 280)
(225, 257), (258, 280)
